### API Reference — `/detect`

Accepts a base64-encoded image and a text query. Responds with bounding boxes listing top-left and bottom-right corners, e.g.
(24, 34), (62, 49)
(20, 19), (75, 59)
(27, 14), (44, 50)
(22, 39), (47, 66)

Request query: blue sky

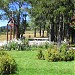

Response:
(0, 20), (8, 27)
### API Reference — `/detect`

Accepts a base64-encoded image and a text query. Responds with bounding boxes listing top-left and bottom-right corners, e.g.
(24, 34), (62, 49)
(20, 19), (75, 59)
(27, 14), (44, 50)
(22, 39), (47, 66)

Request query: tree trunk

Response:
(39, 25), (41, 37)
(16, 14), (20, 39)
(34, 28), (36, 37)
(66, 17), (70, 44)
(24, 18), (26, 34)
(62, 14), (65, 41)
(49, 23), (51, 42)
(10, 26), (12, 40)
(42, 25), (45, 37)
(47, 29), (49, 37)
(55, 22), (58, 42)
(6, 24), (8, 42)
(42, 29), (44, 37)
(51, 22), (55, 42)
(16, 2), (22, 39)
(60, 15), (63, 41)
(57, 14), (62, 46)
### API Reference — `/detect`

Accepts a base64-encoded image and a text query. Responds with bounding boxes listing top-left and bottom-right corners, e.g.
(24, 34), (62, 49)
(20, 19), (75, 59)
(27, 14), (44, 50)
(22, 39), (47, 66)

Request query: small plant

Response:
(0, 51), (17, 74)
(37, 50), (45, 60)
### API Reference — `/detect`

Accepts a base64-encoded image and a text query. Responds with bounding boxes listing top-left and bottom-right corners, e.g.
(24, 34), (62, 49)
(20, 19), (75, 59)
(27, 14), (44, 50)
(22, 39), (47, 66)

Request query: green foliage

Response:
(29, 0), (74, 30)
(45, 44), (75, 62)
(0, 51), (17, 74)
(46, 45), (60, 62)
(37, 50), (45, 60)
(59, 43), (75, 61)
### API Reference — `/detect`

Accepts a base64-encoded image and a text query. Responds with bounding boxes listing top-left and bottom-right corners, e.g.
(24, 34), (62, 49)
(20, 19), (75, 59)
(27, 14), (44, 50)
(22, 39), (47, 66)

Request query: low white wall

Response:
(29, 40), (50, 46)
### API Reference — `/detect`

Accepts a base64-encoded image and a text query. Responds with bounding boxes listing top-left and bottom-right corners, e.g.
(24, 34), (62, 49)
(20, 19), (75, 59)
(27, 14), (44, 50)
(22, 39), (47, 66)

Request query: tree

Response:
(28, 0), (75, 44)
(0, 0), (30, 39)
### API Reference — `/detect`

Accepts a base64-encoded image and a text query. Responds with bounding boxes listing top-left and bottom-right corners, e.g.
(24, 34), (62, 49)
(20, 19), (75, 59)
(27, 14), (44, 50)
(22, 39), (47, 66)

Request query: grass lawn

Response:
(6, 50), (75, 75)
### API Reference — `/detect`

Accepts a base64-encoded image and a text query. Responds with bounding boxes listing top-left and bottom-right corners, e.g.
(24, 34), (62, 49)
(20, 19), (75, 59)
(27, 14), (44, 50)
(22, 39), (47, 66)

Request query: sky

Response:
(0, 20), (8, 27)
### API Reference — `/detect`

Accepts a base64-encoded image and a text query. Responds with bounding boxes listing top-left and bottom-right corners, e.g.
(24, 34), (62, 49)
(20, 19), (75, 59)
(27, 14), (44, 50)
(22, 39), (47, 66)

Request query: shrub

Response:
(0, 51), (17, 74)
(37, 50), (45, 60)
(59, 43), (75, 61)
(59, 43), (68, 52)
(46, 46), (60, 62)
(45, 43), (75, 62)
(65, 50), (75, 61)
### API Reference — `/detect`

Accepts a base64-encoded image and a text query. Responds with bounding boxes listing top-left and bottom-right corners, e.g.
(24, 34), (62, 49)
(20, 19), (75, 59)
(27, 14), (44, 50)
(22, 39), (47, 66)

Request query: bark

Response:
(10, 26), (12, 40)
(55, 22), (58, 42)
(16, 2), (22, 39)
(47, 29), (49, 37)
(34, 28), (36, 37)
(13, 21), (15, 39)
(57, 14), (62, 46)
(51, 22), (55, 41)
(16, 13), (20, 39)
(7, 24), (8, 42)
(42, 29), (44, 37)
(42, 25), (45, 37)
(60, 15), (63, 41)
(39, 25), (41, 37)
(62, 15), (65, 41)
(49, 23), (51, 42)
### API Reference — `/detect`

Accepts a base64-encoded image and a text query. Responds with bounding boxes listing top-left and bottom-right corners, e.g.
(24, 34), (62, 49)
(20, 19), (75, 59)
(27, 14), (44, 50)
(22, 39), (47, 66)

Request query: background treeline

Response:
(0, 0), (75, 45)
(28, 0), (75, 45)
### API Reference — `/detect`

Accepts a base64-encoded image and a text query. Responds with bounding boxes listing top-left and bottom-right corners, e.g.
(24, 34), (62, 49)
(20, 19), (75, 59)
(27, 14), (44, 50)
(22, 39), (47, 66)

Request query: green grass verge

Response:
(5, 50), (75, 75)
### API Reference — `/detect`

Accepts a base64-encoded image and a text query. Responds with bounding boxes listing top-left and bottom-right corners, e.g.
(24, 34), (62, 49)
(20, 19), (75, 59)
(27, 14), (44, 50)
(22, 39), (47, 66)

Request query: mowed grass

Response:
(6, 50), (75, 75)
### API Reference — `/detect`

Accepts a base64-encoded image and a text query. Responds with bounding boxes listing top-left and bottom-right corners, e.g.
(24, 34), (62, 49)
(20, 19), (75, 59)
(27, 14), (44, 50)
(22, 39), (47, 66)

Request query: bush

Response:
(46, 46), (60, 62)
(64, 50), (75, 61)
(59, 43), (68, 61)
(37, 50), (45, 60)
(45, 43), (75, 62)
(0, 51), (17, 74)
(59, 43), (75, 61)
